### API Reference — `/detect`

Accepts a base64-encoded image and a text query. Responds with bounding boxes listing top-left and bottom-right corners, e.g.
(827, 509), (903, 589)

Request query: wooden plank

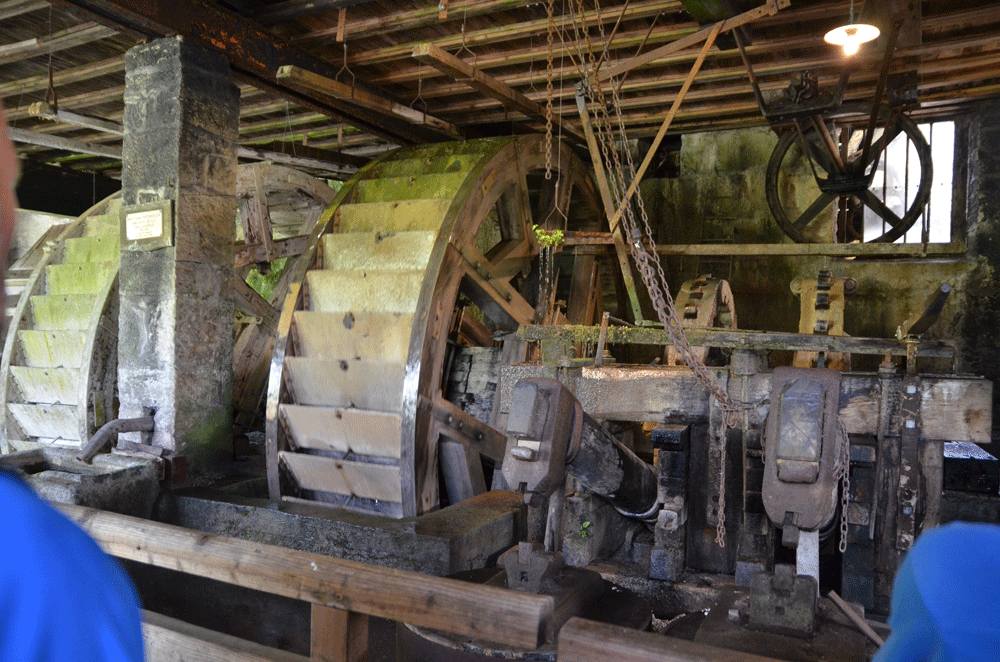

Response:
(305, 269), (424, 314)
(29, 294), (98, 330)
(285, 358), (405, 411)
(311, 605), (368, 662)
(0, 0), (48, 21)
(559, 617), (786, 662)
(293, 310), (414, 364)
(0, 22), (116, 67)
(237, 144), (362, 179)
(598, 0), (789, 81)
(321, 231), (436, 272)
(144, 610), (310, 662)
(16, 330), (86, 369)
(921, 378), (992, 443)
(276, 65), (463, 139)
(28, 102), (124, 135)
(10, 367), (79, 406)
(280, 451), (403, 502)
(337, 199), (453, 233)
(253, 0), (373, 24)
(0, 56), (124, 99)
(412, 42), (584, 143)
(281, 404), (402, 459)
(8, 403), (79, 440)
(61, 503), (552, 649)
(7, 127), (121, 159)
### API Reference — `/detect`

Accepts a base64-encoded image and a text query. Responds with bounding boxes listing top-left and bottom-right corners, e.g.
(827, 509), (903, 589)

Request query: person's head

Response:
(0, 103), (18, 310)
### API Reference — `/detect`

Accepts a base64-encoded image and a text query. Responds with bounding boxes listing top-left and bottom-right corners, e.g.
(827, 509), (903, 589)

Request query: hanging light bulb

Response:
(823, 0), (880, 57)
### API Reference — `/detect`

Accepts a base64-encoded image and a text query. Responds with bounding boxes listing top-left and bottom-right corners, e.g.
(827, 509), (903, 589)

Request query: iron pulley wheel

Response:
(765, 108), (933, 243)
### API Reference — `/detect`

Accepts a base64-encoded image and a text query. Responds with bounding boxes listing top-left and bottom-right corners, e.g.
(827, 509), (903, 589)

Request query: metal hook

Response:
(409, 63), (427, 123)
(336, 42), (355, 98)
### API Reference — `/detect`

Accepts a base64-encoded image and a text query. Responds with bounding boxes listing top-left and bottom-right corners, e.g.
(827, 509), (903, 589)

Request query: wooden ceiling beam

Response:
(0, 21), (116, 67)
(344, 0), (683, 66)
(57, 0), (447, 145)
(6, 84), (125, 121)
(296, 0), (589, 44)
(598, 0), (787, 81)
(412, 42), (584, 142)
(276, 65), (464, 139)
(0, 55), (123, 98)
(253, 0), (373, 24)
(0, 0), (49, 21)
(8, 126), (121, 158)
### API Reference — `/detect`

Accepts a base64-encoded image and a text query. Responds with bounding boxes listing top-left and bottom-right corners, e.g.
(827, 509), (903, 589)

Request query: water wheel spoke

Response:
(859, 189), (905, 228)
(798, 131), (838, 176)
(792, 192), (837, 231)
(485, 238), (533, 281)
(862, 121), (904, 171)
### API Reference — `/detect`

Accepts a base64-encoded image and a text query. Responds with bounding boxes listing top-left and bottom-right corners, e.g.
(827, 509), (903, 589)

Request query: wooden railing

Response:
(59, 503), (785, 662)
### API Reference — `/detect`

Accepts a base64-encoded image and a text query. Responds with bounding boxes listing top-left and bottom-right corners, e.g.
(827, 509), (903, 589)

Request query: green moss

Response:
(244, 257), (288, 302)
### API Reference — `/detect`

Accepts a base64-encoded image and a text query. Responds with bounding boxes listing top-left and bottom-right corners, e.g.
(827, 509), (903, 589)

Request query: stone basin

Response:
(2, 447), (160, 518)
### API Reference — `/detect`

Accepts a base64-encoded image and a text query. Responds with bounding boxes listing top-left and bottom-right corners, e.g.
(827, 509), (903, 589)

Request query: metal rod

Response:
(827, 590), (885, 647)
(77, 416), (156, 463)
(594, 311), (610, 367)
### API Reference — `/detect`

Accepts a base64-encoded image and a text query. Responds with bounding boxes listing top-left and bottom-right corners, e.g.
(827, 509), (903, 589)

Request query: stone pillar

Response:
(118, 37), (238, 475)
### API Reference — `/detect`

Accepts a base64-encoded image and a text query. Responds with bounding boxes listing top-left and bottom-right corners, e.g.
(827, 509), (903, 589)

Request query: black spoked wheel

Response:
(765, 107), (932, 243)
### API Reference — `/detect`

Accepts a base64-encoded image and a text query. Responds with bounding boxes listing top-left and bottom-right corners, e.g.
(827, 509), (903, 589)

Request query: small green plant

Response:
(533, 224), (565, 249)
(578, 520), (592, 540)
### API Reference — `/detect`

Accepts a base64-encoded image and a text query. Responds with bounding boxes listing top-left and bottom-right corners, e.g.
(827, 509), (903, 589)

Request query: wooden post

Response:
(311, 605), (368, 662)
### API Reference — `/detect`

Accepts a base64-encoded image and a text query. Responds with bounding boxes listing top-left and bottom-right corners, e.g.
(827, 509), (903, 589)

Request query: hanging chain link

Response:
(835, 418), (851, 553)
(715, 416), (728, 546)
(544, 0), (555, 179)
(565, 0), (765, 547)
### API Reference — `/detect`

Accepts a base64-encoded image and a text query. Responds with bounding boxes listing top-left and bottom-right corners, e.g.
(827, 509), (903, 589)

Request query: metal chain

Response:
(835, 418), (851, 553)
(544, 0), (555, 179)
(568, 0), (764, 547)
(716, 413), (727, 547)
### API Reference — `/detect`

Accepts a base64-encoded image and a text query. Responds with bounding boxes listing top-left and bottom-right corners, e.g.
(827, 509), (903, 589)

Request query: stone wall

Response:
(641, 118), (993, 408)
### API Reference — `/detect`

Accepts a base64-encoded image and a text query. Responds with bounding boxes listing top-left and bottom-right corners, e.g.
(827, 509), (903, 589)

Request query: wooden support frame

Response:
(310, 605), (368, 662)
(574, 85), (644, 323)
(276, 65), (464, 140)
(58, 503), (554, 650)
(144, 610), (310, 662)
(558, 617), (786, 662)
(412, 42), (585, 143)
(597, 0), (790, 82)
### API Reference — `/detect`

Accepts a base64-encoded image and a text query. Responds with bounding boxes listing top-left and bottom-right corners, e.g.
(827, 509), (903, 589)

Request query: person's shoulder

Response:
(912, 521), (1000, 561)
(0, 470), (106, 561)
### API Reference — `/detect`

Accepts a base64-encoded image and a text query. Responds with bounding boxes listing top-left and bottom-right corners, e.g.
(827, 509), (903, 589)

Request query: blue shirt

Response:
(0, 470), (145, 661)
(874, 522), (1000, 662)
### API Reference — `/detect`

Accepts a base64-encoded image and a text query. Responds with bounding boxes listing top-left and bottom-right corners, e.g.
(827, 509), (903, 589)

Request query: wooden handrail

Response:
(58, 503), (553, 650)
